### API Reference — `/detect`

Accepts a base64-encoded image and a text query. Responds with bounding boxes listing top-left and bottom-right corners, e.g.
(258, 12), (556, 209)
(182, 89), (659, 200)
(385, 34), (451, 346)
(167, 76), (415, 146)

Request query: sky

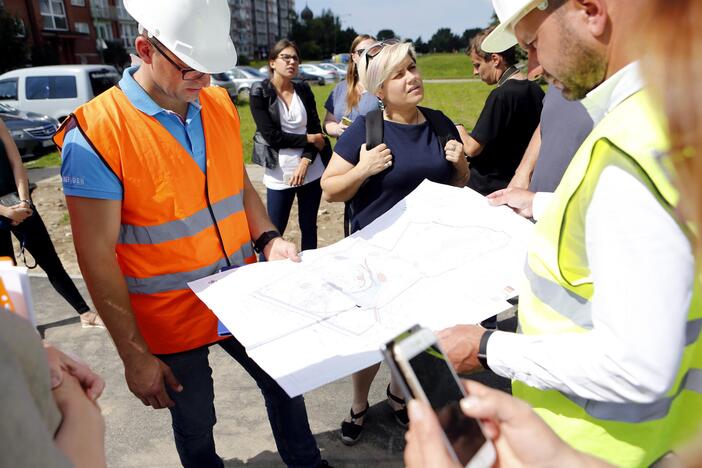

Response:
(300, 0), (496, 41)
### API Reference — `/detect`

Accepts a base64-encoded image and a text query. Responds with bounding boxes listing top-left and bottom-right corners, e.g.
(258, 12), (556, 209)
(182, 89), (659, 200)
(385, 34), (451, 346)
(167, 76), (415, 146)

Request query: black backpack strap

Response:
(365, 109), (384, 150)
(419, 106), (459, 149)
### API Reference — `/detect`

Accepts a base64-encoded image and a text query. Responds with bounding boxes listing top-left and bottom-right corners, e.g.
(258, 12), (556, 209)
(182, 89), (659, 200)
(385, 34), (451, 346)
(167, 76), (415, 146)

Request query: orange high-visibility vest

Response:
(55, 86), (255, 354)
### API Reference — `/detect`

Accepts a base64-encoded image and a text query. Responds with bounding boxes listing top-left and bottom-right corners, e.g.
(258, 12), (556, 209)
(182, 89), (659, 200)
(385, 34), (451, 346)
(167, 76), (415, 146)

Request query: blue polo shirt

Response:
(61, 66), (206, 200)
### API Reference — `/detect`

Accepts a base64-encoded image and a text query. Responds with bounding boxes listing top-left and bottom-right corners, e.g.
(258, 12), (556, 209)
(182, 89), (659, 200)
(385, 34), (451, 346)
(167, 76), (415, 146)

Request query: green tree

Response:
(428, 28), (461, 52)
(0, 7), (28, 73)
(290, 9), (357, 59)
(377, 29), (396, 41)
(414, 36), (430, 54)
(460, 28), (482, 49)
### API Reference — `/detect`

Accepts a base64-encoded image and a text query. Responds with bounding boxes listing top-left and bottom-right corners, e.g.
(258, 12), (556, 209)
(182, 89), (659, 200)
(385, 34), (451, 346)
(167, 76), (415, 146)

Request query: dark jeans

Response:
(158, 337), (321, 468)
(0, 209), (89, 315)
(266, 179), (322, 251)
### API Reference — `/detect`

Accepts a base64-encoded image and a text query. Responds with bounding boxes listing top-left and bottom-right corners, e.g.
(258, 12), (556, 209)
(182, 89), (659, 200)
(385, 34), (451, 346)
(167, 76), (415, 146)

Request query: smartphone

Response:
(387, 327), (496, 468)
(341, 116), (353, 126)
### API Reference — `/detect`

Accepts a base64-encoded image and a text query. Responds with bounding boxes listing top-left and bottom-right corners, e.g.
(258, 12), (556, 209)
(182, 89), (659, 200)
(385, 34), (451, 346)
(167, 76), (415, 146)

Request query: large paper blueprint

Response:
(189, 181), (534, 396)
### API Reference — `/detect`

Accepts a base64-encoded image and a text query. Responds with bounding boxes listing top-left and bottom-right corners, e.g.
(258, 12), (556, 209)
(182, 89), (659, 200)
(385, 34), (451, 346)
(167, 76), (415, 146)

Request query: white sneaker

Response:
(80, 311), (106, 329)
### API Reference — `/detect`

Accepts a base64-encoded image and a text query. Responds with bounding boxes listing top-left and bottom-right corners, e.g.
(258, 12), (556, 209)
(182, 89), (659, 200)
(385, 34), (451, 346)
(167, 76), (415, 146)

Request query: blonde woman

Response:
(321, 40), (469, 445)
(322, 34), (378, 138)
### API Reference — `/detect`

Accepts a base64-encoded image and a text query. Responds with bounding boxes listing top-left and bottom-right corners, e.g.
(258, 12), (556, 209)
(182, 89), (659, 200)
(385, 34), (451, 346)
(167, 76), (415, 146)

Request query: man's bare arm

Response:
(66, 196), (181, 409)
(456, 124), (485, 158)
(509, 124), (541, 189)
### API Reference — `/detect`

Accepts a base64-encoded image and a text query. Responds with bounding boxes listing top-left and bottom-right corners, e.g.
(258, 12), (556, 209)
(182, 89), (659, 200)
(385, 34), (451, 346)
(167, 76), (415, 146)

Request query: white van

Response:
(0, 65), (120, 122)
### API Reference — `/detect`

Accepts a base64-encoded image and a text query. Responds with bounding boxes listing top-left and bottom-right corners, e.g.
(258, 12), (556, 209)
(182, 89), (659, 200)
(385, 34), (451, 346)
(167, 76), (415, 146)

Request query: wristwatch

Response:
(477, 329), (495, 371)
(253, 230), (281, 254)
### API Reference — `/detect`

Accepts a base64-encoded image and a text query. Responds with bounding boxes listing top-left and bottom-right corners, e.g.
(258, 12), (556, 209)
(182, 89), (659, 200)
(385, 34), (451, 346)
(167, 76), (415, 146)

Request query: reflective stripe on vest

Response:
(119, 191), (244, 245)
(563, 368), (702, 424)
(515, 90), (702, 467)
(125, 242), (254, 295)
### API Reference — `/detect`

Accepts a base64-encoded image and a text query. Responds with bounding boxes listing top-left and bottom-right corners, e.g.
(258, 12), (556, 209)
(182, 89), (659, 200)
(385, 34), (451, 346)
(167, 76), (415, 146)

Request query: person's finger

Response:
(162, 364), (183, 393)
(146, 395), (163, 409)
(487, 189), (508, 200)
(461, 380), (526, 424)
(407, 400), (456, 466)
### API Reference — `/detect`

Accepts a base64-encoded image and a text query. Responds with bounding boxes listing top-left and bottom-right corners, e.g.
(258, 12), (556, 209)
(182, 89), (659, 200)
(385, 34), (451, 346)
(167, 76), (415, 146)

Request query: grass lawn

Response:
(252, 53), (473, 80)
(417, 53), (473, 80)
(24, 151), (61, 169)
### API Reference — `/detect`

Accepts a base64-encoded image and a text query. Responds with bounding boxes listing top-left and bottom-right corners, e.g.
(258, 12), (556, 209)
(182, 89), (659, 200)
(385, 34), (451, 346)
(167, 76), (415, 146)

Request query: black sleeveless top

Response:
(0, 138), (18, 196)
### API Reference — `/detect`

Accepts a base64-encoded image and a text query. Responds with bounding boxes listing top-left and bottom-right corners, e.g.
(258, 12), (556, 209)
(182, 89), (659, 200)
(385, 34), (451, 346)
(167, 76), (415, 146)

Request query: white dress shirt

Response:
(488, 63), (695, 403)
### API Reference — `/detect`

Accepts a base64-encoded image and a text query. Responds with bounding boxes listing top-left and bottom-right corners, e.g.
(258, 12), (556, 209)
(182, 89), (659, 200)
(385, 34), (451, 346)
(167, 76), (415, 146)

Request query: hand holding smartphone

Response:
(383, 326), (496, 468)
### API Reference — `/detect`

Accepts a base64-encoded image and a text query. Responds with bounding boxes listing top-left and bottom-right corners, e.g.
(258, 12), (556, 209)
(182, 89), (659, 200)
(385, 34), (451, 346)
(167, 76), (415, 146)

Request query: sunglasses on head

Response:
(364, 38), (401, 68)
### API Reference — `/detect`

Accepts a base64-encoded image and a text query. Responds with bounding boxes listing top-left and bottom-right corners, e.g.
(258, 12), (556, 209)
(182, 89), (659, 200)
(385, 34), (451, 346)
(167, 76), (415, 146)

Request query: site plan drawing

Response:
(189, 180), (534, 396)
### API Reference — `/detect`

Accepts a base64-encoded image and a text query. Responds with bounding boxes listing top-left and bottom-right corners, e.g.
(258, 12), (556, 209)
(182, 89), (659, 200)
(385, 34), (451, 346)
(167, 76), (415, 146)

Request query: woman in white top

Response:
(250, 40), (327, 251)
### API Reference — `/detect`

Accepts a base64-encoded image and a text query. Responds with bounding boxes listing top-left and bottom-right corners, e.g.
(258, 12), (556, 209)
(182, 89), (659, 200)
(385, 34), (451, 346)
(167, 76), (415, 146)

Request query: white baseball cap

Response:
(124, 0), (237, 73)
(482, 0), (549, 53)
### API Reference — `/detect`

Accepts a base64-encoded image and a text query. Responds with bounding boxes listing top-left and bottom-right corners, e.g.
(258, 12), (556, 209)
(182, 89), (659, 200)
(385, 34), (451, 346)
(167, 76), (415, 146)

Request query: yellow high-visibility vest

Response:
(513, 90), (702, 467)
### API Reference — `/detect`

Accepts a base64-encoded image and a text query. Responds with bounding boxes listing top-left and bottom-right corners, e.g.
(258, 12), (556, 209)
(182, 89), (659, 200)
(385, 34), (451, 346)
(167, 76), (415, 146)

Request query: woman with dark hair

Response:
(249, 39), (327, 251)
(322, 34), (378, 138)
(0, 120), (101, 328)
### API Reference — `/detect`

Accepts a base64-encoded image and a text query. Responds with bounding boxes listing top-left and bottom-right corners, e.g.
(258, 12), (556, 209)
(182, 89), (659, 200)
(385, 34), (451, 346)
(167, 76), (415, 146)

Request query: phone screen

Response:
(408, 345), (487, 465)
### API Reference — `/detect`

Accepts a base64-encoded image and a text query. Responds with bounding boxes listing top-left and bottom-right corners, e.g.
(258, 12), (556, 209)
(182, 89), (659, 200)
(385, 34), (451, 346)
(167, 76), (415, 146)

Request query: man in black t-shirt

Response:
(457, 26), (544, 196)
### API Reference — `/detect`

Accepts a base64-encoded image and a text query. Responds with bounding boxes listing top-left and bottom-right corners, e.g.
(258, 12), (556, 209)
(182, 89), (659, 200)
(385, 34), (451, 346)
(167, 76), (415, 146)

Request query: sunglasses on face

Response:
(364, 38), (401, 69)
(277, 54), (300, 63)
(148, 38), (205, 81)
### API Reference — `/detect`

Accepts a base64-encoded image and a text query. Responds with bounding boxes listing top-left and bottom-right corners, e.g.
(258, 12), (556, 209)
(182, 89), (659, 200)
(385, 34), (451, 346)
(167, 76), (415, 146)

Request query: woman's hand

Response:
(445, 139), (467, 169)
(2, 203), (33, 226)
(331, 121), (348, 138)
(358, 143), (393, 178)
(289, 158), (311, 187)
(307, 133), (326, 151)
(44, 344), (105, 401)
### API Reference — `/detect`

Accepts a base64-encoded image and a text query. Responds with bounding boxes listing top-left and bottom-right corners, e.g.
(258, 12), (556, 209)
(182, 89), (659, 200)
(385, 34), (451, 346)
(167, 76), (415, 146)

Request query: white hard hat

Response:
(124, 0), (237, 73)
(482, 0), (547, 53)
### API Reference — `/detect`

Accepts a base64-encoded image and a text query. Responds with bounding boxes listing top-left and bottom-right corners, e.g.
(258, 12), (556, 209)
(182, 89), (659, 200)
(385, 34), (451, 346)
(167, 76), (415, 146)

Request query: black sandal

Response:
(340, 402), (369, 446)
(386, 384), (409, 428)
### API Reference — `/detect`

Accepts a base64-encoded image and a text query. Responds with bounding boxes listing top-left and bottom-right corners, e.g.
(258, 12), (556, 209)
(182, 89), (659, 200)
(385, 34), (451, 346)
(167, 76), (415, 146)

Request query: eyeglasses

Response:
(148, 37), (206, 81)
(353, 48), (366, 56)
(277, 54), (300, 63)
(364, 38), (401, 69)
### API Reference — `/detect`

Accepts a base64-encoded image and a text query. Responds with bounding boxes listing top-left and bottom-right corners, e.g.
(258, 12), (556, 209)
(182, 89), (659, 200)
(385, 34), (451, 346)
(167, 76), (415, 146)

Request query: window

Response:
(0, 79), (18, 100)
(40, 0), (68, 31)
(75, 22), (90, 34)
(94, 21), (113, 41)
(89, 70), (120, 97)
(70, 0), (85, 6)
(120, 22), (138, 49)
(26, 76), (77, 100)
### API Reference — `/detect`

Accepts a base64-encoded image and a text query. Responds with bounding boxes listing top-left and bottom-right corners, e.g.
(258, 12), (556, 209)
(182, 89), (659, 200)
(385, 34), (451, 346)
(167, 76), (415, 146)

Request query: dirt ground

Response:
(18, 166), (346, 276)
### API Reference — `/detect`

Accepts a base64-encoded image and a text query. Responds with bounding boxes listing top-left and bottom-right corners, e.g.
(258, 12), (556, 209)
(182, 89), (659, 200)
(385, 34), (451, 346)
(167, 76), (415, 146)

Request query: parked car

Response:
(0, 65), (120, 123)
(257, 64), (325, 86)
(0, 102), (59, 159)
(226, 66), (265, 100)
(210, 73), (238, 100)
(299, 64), (338, 83)
(331, 63), (349, 74)
(318, 63), (346, 80)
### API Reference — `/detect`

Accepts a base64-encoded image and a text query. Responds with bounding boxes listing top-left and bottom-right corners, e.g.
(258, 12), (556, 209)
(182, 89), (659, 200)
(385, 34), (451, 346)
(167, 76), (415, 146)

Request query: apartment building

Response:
(90, 0), (138, 54)
(228, 0), (296, 60)
(3, 0), (101, 64)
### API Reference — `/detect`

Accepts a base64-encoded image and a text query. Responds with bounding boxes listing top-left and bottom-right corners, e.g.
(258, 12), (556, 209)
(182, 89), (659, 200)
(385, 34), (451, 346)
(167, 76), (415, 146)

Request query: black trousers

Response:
(0, 209), (89, 315)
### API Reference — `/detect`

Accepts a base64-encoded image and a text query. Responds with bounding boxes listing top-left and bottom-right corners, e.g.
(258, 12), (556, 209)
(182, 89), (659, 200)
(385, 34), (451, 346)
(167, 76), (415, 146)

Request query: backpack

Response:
(343, 107), (459, 236)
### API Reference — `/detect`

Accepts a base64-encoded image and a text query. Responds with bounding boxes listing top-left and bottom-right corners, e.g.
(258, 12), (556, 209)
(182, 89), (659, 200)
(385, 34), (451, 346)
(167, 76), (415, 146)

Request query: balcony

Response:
(90, 5), (117, 21)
